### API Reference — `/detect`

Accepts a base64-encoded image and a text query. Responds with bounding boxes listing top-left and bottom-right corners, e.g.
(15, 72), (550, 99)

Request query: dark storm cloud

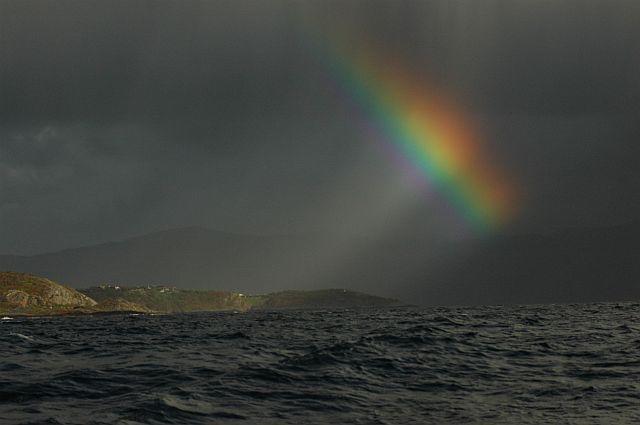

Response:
(1, 0), (639, 254)
(4, 1), (639, 124)
(1, 1), (309, 138)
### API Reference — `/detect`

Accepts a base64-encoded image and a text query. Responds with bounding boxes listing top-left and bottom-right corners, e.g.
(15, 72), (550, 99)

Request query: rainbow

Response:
(318, 38), (517, 234)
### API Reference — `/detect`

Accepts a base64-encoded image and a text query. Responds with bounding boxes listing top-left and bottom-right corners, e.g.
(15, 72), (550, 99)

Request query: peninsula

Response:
(0, 271), (401, 316)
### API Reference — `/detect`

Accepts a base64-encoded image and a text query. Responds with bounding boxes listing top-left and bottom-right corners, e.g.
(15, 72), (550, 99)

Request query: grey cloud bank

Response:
(1, 0), (639, 256)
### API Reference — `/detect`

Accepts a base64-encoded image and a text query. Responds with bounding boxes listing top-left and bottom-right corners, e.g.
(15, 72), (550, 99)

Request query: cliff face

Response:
(0, 271), (96, 313)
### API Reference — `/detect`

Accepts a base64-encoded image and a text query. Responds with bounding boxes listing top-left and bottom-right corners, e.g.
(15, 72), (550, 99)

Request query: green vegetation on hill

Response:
(81, 286), (400, 313)
(1, 271), (402, 316)
(81, 285), (250, 313)
(92, 298), (153, 313)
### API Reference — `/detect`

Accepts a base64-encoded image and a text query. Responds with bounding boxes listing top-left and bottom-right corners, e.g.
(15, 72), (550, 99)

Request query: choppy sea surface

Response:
(1, 303), (639, 424)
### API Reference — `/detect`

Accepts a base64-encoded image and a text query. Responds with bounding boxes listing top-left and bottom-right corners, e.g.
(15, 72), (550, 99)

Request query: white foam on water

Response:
(9, 332), (35, 341)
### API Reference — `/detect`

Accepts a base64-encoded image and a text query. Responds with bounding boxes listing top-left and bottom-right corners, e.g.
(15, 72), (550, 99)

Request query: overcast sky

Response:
(1, 0), (639, 254)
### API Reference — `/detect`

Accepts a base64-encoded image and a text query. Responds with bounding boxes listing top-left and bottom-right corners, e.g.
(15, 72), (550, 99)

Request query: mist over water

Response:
(2, 304), (639, 424)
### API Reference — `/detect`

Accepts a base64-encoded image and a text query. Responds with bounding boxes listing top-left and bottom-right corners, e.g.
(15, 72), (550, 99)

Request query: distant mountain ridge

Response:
(0, 226), (427, 296)
(0, 226), (310, 292)
(0, 222), (638, 306)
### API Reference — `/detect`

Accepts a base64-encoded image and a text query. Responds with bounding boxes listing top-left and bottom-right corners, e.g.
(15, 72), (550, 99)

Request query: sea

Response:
(1, 303), (639, 424)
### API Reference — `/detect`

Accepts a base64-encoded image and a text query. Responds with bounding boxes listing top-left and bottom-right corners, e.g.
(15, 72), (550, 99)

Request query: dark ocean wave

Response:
(2, 304), (640, 424)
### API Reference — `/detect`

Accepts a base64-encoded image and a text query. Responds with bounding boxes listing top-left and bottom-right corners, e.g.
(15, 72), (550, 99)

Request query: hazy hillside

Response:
(1, 222), (639, 306)
(0, 226), (435, 296)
